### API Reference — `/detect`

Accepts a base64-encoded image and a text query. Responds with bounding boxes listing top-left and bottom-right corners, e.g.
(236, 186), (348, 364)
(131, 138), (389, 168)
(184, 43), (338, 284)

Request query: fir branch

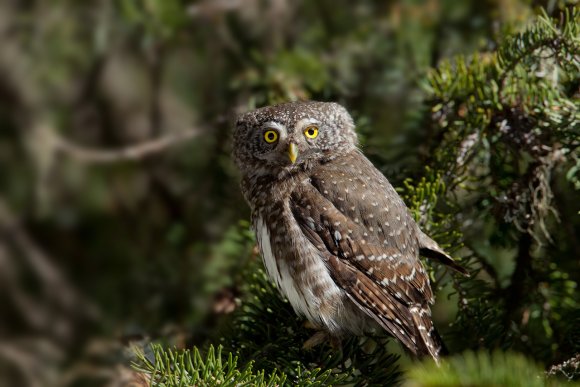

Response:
(223, 265), (403, 386)
(132, 344), (288, 386)
(405, 350), (563, 387)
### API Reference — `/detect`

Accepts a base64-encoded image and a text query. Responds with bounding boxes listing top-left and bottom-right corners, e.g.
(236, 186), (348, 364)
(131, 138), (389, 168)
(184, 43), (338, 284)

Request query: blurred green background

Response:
(0, 0), (578, 385)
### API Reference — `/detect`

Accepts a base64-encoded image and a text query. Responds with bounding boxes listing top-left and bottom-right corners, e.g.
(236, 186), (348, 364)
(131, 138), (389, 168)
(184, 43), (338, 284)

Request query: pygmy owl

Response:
(232, 101), (467, 362)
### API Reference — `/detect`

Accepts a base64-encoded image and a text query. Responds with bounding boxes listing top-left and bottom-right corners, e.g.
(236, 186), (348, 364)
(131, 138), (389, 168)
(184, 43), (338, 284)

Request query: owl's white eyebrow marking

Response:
(261, 121), (287, 138)
(261, 121), (286, 131)
(294, 118), (320, 132)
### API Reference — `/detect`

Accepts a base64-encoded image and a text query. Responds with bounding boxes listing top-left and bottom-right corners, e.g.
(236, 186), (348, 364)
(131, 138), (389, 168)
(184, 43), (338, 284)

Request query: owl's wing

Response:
(290, 181), (443, 359)
(290, 185), (441, 358)
(310, 150), (466, 275)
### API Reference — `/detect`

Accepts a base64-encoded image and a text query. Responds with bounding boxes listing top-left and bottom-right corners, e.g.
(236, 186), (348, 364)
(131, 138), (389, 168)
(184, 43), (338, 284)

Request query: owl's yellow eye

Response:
(264, 130), (278, 143)
(304, 126), (319, 139)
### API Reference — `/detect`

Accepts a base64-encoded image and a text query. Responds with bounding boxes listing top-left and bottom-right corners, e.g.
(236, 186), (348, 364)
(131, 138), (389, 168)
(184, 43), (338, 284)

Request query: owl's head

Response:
(233, 101), (358, 176)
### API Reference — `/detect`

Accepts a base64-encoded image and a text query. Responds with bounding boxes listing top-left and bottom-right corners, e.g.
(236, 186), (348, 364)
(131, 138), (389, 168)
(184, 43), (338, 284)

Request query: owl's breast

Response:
(253, 199), (350, 333)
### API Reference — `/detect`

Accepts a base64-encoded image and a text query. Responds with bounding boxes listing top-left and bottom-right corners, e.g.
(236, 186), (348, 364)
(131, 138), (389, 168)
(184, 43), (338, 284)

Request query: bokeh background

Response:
(0, 0), (578, 386)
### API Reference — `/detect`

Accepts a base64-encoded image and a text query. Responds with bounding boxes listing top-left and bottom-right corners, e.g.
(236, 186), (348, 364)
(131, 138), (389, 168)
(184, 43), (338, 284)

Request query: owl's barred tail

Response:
(409, 305), (446, 364)
(418, 230), (469, 277)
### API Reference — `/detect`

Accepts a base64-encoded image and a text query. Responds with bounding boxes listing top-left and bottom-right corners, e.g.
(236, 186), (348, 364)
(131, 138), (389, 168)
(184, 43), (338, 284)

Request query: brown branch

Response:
(53, 129), (200, 164)
(503, 232), (533, 326)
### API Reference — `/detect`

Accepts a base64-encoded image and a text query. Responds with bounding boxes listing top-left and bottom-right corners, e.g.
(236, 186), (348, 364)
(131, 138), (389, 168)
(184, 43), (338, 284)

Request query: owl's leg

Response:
(302, 323), (342, 350)
(302, 331), (327, 349)
(303, 320), (319, 330)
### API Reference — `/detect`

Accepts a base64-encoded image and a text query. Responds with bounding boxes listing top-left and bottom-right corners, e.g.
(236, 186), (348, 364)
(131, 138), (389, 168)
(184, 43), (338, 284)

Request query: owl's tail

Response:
(417, 230), (469, 276)
(409, 304), (446, 365)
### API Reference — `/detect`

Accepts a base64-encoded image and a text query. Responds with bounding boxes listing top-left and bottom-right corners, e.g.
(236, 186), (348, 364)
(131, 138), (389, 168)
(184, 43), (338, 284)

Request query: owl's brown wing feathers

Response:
(290, 183), (443, 359)
(326, 255), (421, 351)
(309, 150), (466, 276)
(295, 213), (417, 348)
(290, 185), (431, 305)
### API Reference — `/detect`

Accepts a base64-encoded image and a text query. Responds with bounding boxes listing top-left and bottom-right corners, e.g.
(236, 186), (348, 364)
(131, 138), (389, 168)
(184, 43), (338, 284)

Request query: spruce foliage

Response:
(423, 9), (579, 365)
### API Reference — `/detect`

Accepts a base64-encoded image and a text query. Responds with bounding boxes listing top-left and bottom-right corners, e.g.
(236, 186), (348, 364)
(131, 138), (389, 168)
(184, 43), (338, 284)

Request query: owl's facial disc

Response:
(251, 121), (290, 166)
(233, 101), (358, 176)
(255, 120), (320, 168)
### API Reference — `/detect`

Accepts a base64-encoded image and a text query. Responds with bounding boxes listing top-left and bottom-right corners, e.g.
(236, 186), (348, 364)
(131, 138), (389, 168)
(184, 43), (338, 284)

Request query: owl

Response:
(232, 101), (467, 362)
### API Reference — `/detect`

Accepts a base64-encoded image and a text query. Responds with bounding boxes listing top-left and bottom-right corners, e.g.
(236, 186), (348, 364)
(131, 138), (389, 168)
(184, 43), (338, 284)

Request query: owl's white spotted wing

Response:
(311, 150), (467, 276)
(290, 151), (446, 358)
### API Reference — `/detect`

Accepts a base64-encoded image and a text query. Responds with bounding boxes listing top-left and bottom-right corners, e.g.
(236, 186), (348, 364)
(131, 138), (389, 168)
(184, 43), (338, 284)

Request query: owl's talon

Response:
(303, 321), (320, 330)
(302, 331), (328, 350)
(302, 330), (343, 351)
(329, 336), (342, 351)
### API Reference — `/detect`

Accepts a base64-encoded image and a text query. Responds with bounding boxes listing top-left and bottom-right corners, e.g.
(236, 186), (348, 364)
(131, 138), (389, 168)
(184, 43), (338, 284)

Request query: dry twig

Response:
(53, 129), (200, 164)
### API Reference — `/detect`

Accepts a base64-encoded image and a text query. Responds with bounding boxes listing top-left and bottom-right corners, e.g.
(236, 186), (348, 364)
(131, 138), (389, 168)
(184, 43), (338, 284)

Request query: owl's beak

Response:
(288, 143), (298, 164)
